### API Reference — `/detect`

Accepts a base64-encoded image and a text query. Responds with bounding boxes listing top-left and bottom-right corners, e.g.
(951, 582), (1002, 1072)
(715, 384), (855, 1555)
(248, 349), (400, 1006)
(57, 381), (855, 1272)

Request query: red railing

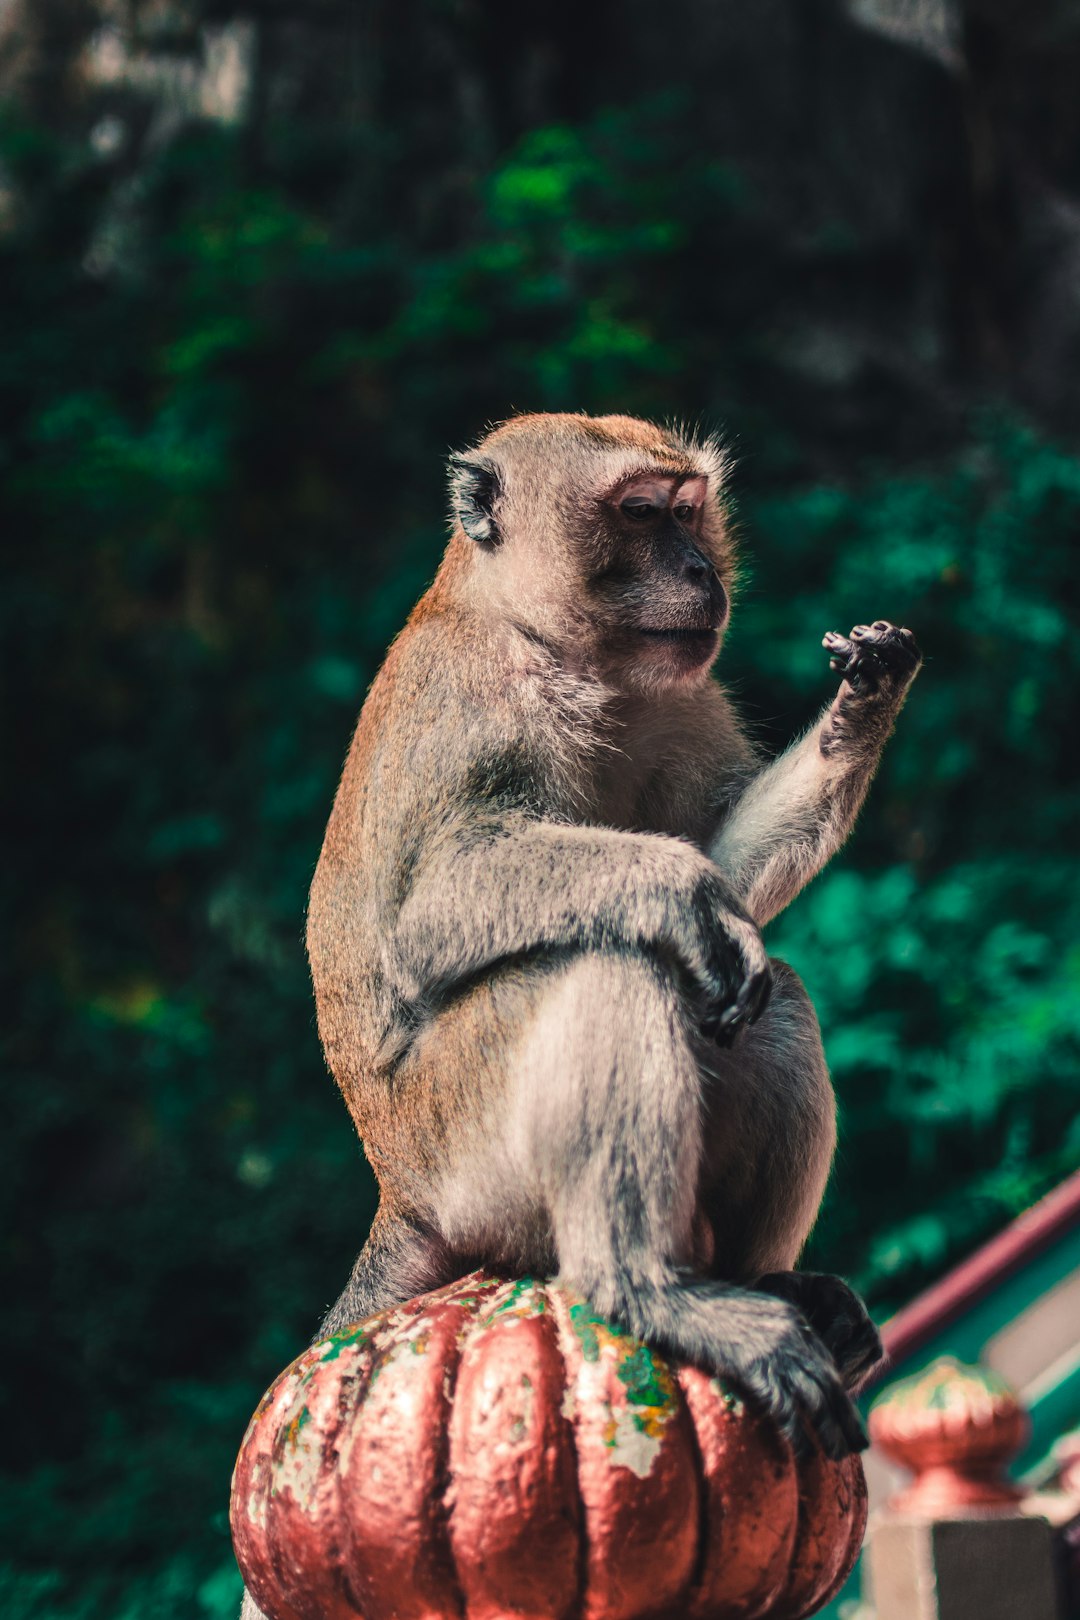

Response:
(875, 1167), (1080, 1374)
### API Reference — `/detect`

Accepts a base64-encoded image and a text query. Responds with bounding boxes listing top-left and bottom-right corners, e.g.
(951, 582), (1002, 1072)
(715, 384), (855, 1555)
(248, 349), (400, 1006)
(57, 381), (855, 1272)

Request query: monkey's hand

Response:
(823, 620), (921, 703)
(819, 621), (921, 760)
(686, 877), (773, 1046)
(755, 1271), (884, 1394)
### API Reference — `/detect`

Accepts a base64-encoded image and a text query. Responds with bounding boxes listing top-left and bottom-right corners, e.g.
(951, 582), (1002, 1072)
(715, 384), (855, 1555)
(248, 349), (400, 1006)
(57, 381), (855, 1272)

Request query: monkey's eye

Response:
(621, 499), (660, 521)
(673, 502), (696, 523)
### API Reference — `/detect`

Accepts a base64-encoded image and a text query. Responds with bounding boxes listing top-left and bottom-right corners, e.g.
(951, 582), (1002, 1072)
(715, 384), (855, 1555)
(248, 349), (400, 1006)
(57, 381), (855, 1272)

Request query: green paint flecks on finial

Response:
(316, 1325), (370, 1364)
(489, 1276), (545, 1320)
(568, 1298), (630, 1363)
(616, 1343), (677, 1417)
(283, 1405), (311, 1450)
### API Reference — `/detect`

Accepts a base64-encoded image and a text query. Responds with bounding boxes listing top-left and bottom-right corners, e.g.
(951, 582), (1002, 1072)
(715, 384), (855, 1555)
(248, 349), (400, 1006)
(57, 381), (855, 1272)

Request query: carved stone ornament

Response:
(868, 1356), (1029, 1515)
(231, 1273), (867, 1620)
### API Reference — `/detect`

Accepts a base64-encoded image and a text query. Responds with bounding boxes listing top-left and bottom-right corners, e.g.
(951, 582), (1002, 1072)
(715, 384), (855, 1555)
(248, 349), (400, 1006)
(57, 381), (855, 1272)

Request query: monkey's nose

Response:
(682, 557), (710, 584)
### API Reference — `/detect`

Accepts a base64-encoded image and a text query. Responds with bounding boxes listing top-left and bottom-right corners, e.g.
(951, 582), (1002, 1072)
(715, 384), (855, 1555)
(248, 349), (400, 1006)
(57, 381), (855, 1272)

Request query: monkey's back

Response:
(307, 588), (566, 1142)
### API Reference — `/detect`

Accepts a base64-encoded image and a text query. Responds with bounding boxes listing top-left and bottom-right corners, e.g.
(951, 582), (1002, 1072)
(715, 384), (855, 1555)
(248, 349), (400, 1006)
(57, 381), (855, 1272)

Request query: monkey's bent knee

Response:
(762, 957), (814, 1013)
(710, 956), (827, 1085)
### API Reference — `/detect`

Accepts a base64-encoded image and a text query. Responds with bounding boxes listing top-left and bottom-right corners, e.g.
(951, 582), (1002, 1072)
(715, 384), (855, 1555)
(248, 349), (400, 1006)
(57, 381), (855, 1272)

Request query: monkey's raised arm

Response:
(392, 818), (770, 1040)
(709, 621), (921, 927)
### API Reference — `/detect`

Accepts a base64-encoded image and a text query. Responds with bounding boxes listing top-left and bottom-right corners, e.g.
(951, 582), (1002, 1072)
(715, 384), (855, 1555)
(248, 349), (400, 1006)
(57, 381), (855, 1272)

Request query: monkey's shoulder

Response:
(357, 611), (597, 776)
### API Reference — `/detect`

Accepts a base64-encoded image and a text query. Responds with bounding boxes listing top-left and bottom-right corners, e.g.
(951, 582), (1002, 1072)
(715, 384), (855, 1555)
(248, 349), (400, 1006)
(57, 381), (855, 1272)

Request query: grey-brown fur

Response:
(239, 410), (919, 1619)
(306, 411), (920, 1456)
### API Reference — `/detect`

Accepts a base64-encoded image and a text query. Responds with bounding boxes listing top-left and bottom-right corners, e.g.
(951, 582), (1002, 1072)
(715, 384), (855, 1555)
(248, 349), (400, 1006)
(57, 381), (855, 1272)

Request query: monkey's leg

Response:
(513, 952), (865, 1458)
(697, 961), (836, 1277)
(320, 1208), (452, 1335)
(698, 961), (881, 1393)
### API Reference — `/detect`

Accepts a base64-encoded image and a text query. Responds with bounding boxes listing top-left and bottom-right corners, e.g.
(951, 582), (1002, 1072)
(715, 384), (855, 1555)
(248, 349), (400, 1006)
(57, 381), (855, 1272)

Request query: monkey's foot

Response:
(600, 1275), (868, 1459)
(822, 620), (921, 698)
(729, 1291), (869, 1458)
(755, 1271), (884, 1393)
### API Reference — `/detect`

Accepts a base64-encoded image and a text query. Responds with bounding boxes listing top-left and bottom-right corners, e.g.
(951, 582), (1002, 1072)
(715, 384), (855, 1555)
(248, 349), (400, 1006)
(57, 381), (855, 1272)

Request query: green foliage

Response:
(729, 423), (1080, 1306)
(2, 81), (1078, 1620)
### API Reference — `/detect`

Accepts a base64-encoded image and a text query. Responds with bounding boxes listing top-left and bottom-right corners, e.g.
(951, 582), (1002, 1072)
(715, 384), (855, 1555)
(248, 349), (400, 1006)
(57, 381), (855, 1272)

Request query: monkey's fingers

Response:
(773, 1274), (884, 1396)
(787, 1353), (869, 1460)
(804, 1296), (884, 1393)
(858, 621), (922, 671)
(745, 1332), (868, 1461)
(847, 621), (922, 674)
(793, 1394), (869, 1462)
(822, 631), (854, 675)
(701, 1008), (737, 1044)
(703, 964), (773, 1045)
(744, 967), (773, 1025)
(703, 1002), (750, 1045)
(839, 1328), (887, 1395)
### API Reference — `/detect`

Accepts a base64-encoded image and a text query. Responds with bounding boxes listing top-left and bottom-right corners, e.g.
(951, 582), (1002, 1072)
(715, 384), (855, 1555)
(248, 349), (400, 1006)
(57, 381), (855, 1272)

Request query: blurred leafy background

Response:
(3, 1), (1079, 1614)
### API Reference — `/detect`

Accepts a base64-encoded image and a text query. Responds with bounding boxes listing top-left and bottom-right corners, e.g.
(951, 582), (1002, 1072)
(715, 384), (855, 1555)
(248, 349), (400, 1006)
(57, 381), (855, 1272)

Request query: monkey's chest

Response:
(586, 758), (711, 842)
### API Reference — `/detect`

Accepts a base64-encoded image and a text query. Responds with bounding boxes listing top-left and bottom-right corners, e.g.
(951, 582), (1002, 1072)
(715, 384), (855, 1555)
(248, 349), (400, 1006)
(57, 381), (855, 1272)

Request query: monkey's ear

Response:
(449, 452), (501, 545)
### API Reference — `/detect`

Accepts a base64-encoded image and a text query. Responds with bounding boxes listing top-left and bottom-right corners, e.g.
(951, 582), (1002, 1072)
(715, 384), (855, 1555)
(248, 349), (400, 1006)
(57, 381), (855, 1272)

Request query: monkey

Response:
(238, 411), (921, 1615)
(304, 412), (920, 1459)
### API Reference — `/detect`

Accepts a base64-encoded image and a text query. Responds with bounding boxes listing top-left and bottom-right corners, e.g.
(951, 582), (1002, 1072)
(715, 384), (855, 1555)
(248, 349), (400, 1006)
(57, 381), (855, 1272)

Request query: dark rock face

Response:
(4, 0), (1079, 435)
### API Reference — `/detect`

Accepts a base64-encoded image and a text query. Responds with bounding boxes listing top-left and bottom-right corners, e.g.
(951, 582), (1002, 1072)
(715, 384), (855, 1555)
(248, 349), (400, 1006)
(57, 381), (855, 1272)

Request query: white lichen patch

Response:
(245, 1457), (271, 1529)
(507, 1372), (534, 1445)
(276, 1407), (326, 1510)
(382, 1332), (428, 1375)
(606, 1404), (664, 1479)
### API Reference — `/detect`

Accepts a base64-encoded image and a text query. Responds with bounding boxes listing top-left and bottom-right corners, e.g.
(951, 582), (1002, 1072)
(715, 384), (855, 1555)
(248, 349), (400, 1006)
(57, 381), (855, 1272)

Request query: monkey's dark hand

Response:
(822, 621), (921, 700)
(687, 878), (773, 1046)
(755, 1271), (884, 1394)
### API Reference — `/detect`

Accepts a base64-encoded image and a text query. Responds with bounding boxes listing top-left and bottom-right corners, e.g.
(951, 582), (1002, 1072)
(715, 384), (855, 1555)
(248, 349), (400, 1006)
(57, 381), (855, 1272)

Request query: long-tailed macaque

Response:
(307, 411), (920, 1455)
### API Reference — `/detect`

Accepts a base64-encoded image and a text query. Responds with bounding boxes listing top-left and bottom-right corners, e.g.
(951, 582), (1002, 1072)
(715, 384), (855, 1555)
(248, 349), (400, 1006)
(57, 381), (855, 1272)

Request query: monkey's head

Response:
(448, 413), (735, 694)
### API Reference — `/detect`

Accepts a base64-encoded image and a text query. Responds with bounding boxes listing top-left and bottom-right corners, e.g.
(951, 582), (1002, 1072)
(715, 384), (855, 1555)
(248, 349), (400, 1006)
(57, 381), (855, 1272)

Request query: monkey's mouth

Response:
(639, 626), (719, 645)
(637, 625), (720, 668)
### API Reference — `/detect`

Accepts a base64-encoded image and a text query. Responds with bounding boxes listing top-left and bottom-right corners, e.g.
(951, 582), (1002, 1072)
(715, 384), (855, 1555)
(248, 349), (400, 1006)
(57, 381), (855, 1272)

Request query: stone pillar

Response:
(864, 1358), (1064, 1620)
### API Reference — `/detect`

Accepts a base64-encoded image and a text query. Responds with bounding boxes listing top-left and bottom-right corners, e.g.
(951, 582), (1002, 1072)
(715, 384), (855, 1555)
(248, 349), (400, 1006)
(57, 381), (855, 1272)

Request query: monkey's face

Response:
(586, 470), (729, 691)
(449, 414), (735, 693)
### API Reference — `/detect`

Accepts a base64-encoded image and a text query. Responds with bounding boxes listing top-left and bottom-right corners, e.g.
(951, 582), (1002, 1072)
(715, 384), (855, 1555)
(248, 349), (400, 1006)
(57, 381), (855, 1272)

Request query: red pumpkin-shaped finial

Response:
(231, 1273), (867, 1620)
(868, 1357), (1028, 1515)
